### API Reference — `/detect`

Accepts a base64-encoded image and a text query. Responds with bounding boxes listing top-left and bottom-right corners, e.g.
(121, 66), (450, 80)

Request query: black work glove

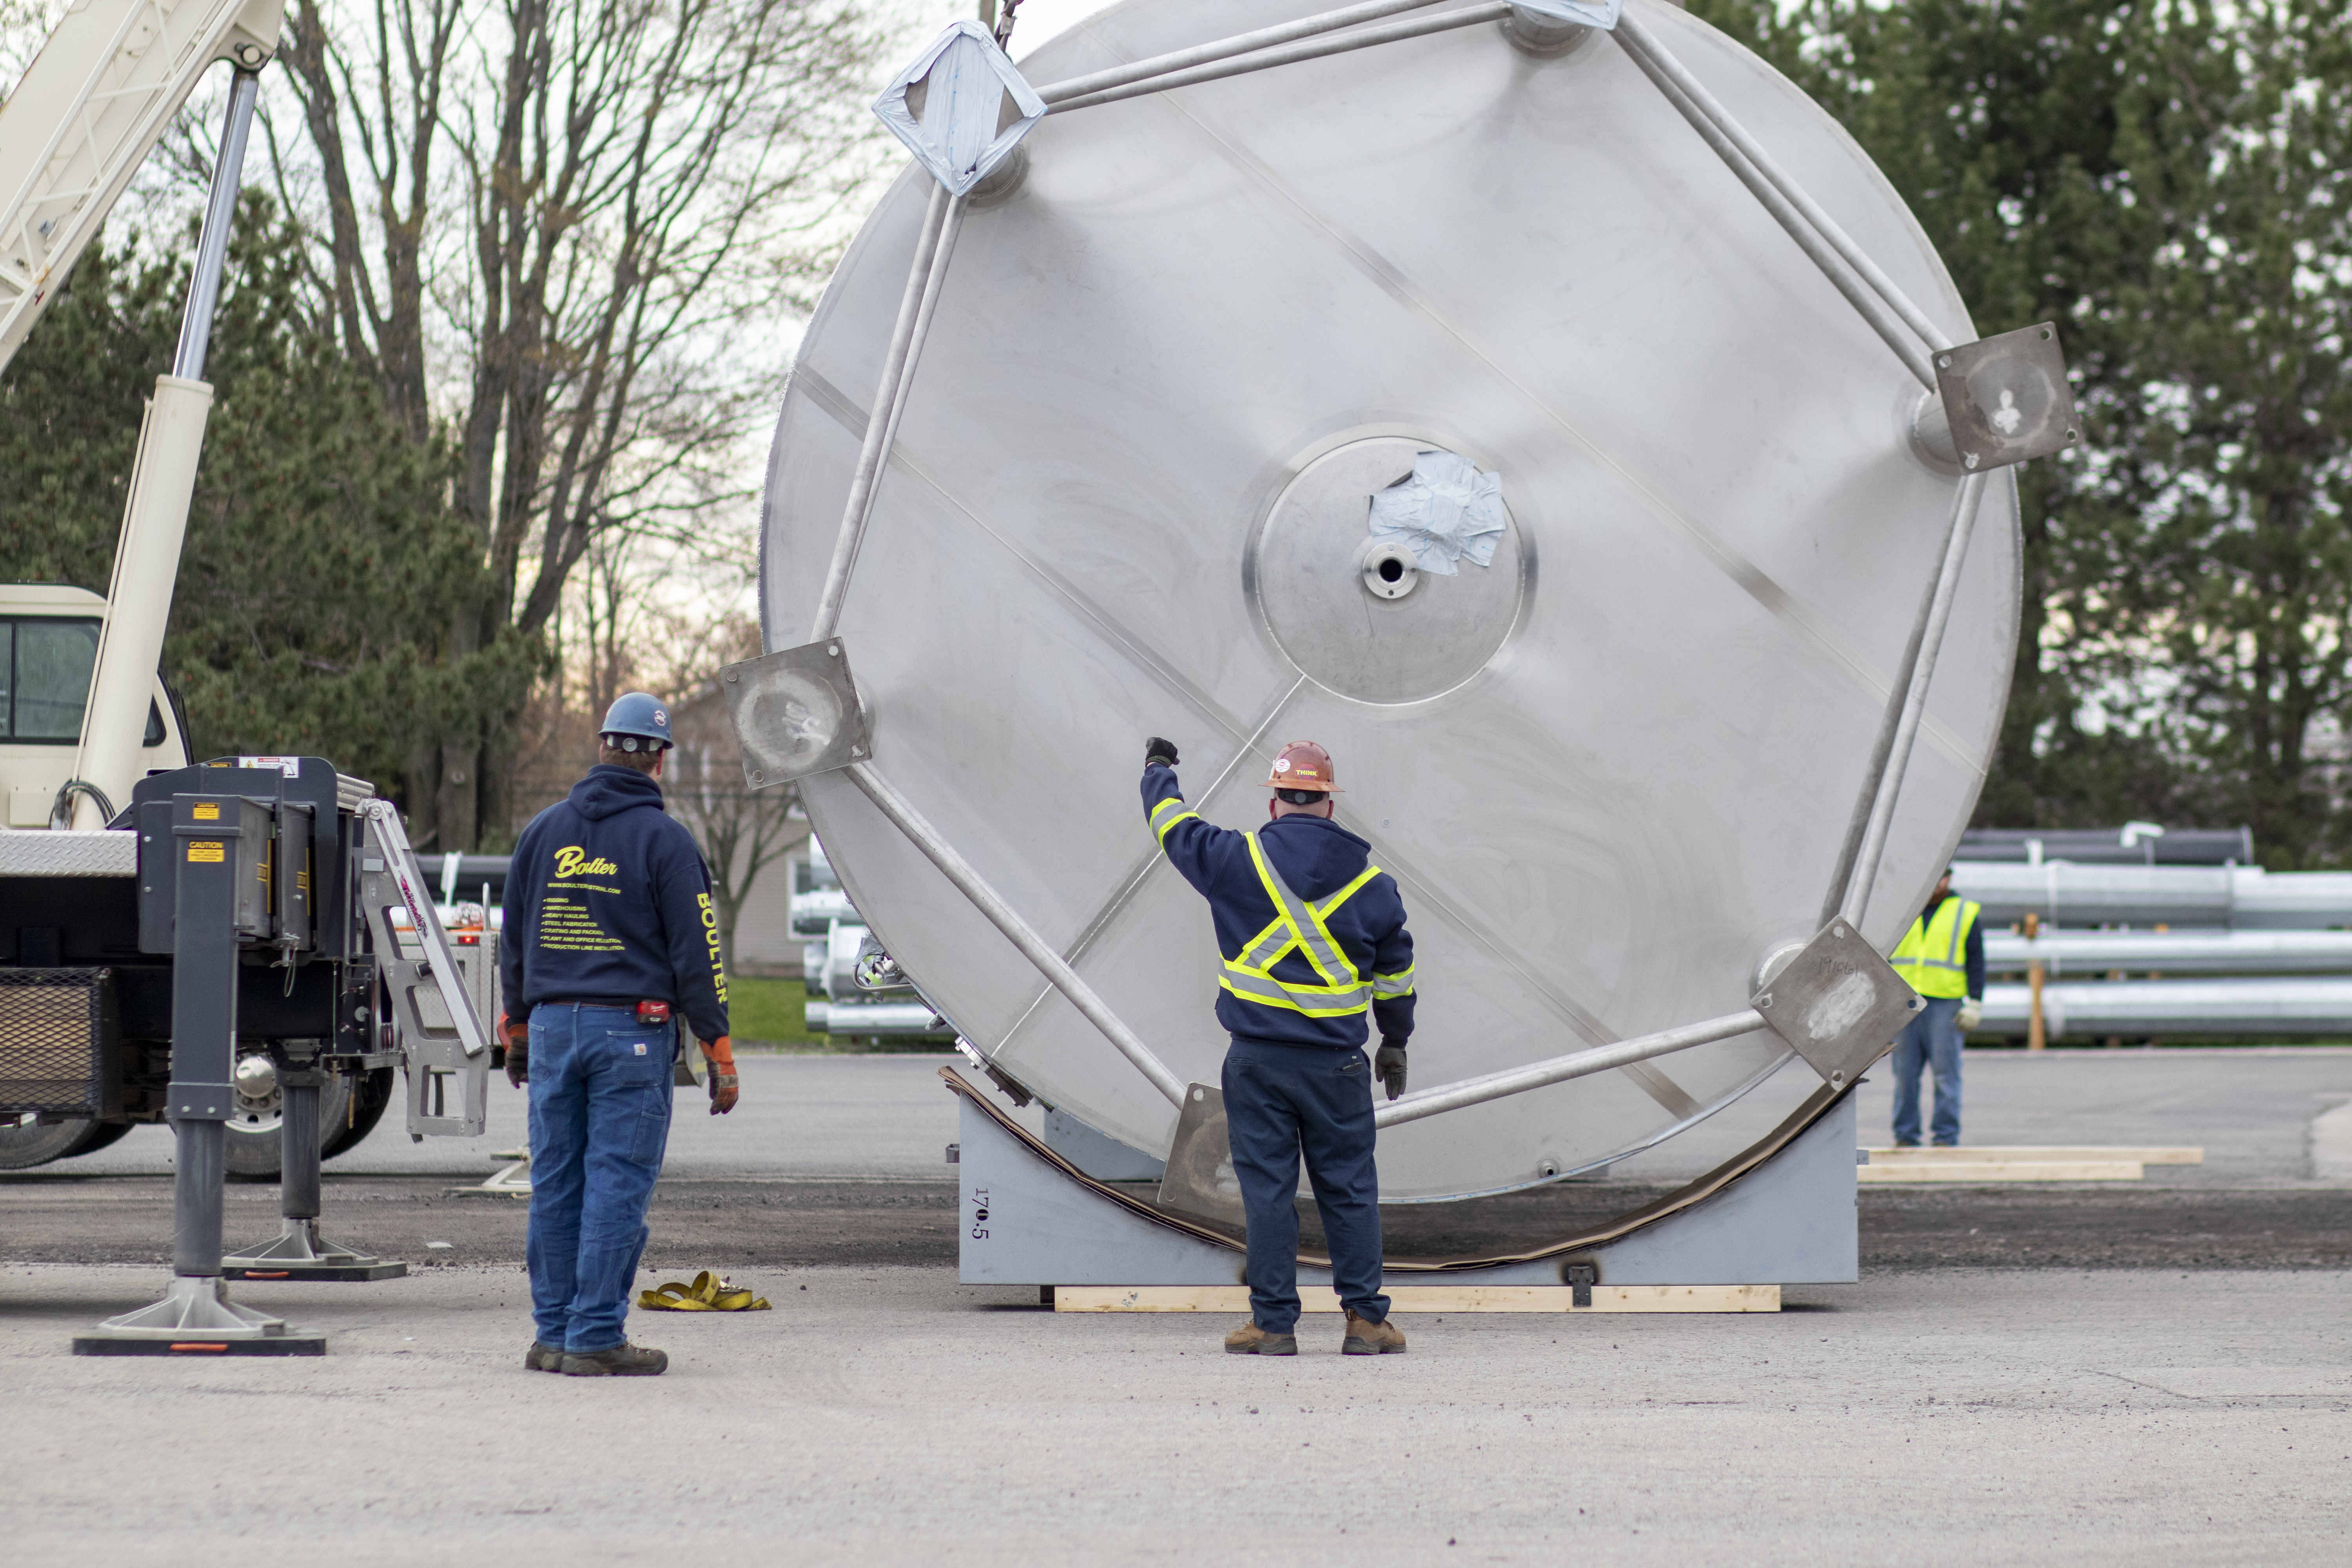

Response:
(1374, 1039), (1407, 1100)
(500, 1012), (528, 1087)
(1144, 736), (1180, 769)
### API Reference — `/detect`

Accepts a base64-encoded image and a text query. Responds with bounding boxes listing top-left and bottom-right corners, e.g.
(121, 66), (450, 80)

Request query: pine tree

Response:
(0, 199), (540, 818)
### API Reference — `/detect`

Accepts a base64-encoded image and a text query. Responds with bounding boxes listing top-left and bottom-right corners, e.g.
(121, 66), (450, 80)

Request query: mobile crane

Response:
(0, 0), (494, 1351)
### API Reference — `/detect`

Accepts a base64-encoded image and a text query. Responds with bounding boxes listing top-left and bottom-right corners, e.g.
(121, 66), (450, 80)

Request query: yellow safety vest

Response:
(1890, 895), (1980, 1000)
(1216, 832), (1409, 1019)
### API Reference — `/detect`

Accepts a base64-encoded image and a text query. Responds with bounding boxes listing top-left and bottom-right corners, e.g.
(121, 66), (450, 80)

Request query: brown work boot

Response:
(1224, 1320), (1297, 1356)
(524, 1341), (564, 1372)
(561, 1341), (668, 1377)
(1342, 1311), (1406, 1355)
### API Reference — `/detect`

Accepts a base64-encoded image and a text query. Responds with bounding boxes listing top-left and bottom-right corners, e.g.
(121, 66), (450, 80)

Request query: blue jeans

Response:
(1222, 1037), (1389, 1333)
(1891, 996), (1964, 1147)
(526, 1003), (676, 1352)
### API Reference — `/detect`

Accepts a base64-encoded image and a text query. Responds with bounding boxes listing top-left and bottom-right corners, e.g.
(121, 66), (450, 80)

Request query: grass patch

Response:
(727, 975), (953, 1054)
(729, 976), (820, 1047)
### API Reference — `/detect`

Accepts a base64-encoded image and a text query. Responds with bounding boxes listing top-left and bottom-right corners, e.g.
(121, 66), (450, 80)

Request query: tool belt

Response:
(532, 998), (674, 1018)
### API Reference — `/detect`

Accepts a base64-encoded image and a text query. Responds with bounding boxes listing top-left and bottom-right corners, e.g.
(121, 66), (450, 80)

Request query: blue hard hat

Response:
(599, 691), (673, 752)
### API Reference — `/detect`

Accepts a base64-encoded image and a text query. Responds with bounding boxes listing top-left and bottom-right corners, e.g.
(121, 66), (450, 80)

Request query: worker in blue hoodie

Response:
(1143, 737), (1416, 1358)
(499, 692), (733, 1378)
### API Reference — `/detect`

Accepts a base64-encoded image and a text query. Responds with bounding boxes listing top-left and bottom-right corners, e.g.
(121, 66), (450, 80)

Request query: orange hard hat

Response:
(1265, 741), (1342, 793)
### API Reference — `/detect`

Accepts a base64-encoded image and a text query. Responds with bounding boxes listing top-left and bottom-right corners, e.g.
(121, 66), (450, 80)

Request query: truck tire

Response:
(224, 1051), (355, 1181)
(321, 1067), (395, 1159)
(78, 1120), (134, 1154)
(0, 1114), (109, 1170)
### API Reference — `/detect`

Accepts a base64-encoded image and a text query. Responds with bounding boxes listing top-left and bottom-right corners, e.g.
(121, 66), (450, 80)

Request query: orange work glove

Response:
(500, 1012), (529, 1086)
(702, 1036), (739, 1114)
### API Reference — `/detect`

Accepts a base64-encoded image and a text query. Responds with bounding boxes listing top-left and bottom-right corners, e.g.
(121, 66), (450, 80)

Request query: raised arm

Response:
(1140, 738), (1243, 896)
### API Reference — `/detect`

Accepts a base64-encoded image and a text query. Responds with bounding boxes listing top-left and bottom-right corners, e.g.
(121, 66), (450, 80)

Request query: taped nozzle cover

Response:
(1367, 450), (1507, 577)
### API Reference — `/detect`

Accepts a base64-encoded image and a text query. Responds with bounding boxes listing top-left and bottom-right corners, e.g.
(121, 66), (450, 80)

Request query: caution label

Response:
(187, 842), (225, 863)
(192, 803), (220, 821)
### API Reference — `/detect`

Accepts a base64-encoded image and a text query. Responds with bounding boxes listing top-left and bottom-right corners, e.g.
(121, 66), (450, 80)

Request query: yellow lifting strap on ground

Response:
(637, 1270), (771, 1311)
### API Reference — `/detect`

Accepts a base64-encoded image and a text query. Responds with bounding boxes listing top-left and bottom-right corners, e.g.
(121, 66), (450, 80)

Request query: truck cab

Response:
(0, 584), (189, 828)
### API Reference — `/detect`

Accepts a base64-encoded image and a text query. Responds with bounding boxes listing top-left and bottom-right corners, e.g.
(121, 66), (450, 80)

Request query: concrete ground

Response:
(6, 1264), (2347, 1565)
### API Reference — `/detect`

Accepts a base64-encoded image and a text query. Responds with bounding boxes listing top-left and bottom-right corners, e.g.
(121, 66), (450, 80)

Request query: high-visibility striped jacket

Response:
(1143, 761), (1416, 1050)
(1890, 891), (1985, 1002)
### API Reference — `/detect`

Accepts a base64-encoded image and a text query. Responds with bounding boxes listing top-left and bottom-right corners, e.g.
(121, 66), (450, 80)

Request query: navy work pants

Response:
(1221, 1036), (1390, 1332)
(526, 1002), (676, 1352)
(1891, 995), (1964, 1147)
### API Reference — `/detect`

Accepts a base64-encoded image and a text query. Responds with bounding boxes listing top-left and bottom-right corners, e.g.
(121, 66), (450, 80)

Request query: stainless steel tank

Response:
(759, 0), (2020, 1200)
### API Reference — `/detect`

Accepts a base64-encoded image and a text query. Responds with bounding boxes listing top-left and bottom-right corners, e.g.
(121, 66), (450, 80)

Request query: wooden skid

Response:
(1053, 1285), (1780, 1314)
(1861, 1145), (2201, 1165)
(1858, 1161), (2143, 1183)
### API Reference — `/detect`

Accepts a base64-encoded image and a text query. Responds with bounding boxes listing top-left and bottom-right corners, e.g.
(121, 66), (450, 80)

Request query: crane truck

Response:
(0, 0), (495, 1350)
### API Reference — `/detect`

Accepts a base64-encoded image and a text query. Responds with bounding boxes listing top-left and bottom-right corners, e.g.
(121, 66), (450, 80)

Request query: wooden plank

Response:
(1052, 1285), (1780, 1314)
(1861, 1145), (2200, 1165)
(1858, 1161), (2143, 1183)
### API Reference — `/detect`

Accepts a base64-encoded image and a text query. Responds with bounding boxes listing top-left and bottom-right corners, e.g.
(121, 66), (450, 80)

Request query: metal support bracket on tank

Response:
(720, 637), (873, 786)
(719, 637), (1189, 1108)
(1157, 920), (1920, 1225)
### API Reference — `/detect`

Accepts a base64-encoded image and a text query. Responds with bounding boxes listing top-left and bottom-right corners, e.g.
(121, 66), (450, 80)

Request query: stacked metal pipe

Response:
(1955, 858), (2352, 1040)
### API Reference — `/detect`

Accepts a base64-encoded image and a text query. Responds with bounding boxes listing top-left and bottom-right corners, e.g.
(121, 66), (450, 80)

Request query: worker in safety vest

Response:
(1142, 736), (1416, 1358)
(499, 692), (736, 1377)
(1887, 865), (1984, 1147)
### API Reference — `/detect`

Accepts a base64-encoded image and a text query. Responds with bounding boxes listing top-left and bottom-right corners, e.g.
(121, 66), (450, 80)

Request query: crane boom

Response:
(0, 0), (283, 379)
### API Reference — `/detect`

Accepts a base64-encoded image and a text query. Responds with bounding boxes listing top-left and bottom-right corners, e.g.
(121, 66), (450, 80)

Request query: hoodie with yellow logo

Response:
(500, 762), (729, 1042)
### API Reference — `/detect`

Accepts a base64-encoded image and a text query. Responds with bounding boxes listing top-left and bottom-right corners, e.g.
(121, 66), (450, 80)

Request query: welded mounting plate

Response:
(1156, 1082), (1246, 1229)
(1752, 920), (1923, 1089)
(721, 638), (873, 788)
(1935, 322), (2081, 470)
(873, 20), (1046, 196)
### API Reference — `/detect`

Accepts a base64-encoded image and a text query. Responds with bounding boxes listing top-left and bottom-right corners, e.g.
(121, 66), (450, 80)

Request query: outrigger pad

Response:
(720, 638), (873, 788)
(1154, 1083), (1247, 1230)
(73, 1334), (325, 1356)
(1934, 322), (2081, 470)
(1752, 920), (1924, 1090)
(224, 1263), (407, 1282)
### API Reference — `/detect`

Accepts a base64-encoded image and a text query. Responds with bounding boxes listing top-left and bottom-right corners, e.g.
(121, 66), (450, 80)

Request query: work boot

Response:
(524, 1341), (564, 1372)
(1342, 1311), (1406, 1356)
(561, 1341), (669, 1377)
(1224, 1321), (1297, 1356)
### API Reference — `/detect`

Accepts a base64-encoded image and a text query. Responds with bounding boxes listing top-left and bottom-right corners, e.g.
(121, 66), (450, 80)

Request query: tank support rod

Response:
(1615, 13), (1950, 354)
(1045, 2), (1513, 115)
(1819, 550), (1938, 929)
(1036, 0), (1443, 105)
(1612, 18), (1938, 390)
(810, 182), (962, 641)
(878, 195), (966, 474)
(1835, 470), (1989, 932)
(1374, 1008), (1766, 1129)
(845, 761), (1189, 1106)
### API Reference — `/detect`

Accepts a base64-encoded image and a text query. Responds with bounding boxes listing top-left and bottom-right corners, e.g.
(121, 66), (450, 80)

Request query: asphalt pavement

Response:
(36, 1045), (2352, 1186)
